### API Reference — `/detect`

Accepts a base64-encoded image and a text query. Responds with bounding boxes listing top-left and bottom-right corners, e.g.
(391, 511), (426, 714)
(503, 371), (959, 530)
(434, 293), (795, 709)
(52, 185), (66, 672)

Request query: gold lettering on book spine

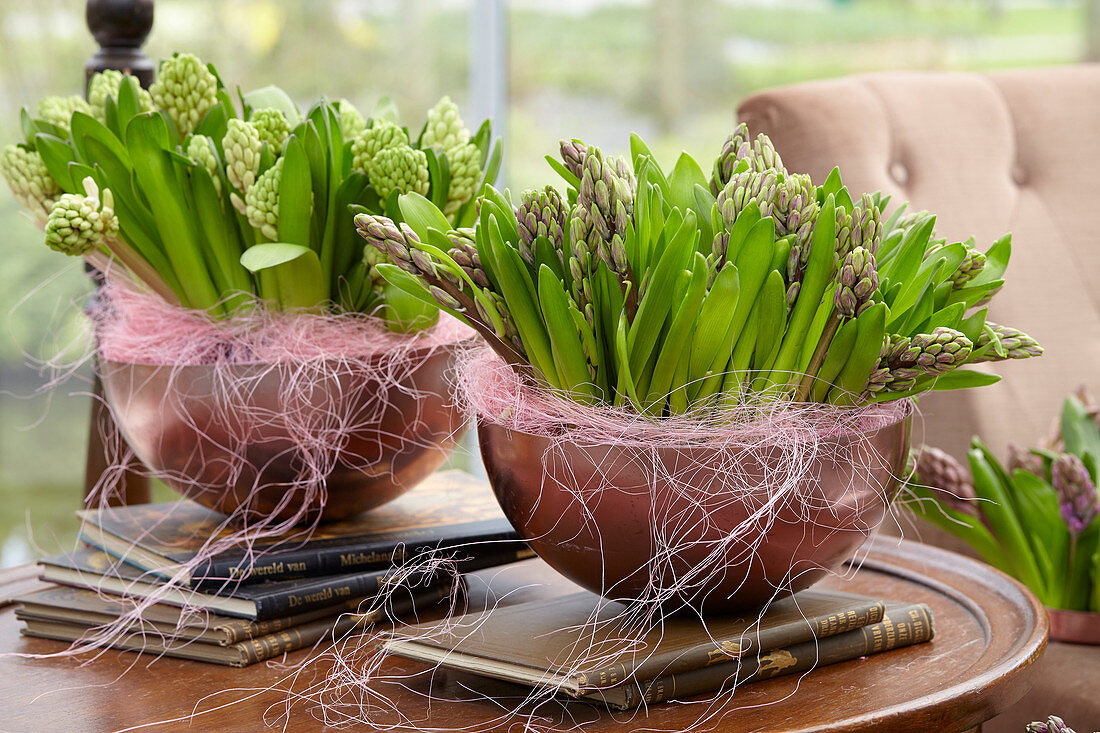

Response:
(339, 550), (397, 567)
(865, 606), (933, 654)
(643, 676), (670, 704)
(813, 601), (884, 637)
(577, 663), (626, 690)
(245, 628), (305, 663)
(287, 585), (353, 608)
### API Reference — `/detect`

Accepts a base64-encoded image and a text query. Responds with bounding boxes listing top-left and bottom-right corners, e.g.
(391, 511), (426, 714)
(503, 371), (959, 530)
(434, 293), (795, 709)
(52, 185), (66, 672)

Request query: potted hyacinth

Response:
(909, 388), (1100, 642)
(1, 53), (501, 522)
(354, 125), (1041, 610)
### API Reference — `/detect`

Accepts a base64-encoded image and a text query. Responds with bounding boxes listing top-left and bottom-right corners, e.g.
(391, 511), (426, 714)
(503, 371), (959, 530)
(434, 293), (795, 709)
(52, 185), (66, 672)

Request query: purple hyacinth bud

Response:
(409, 248), (436, 277)
(559, 139), (587, 179)
(1007, 443), (1045, 476)
(1026, 716), (1077, 733)
(1052, 454), (1099, 535)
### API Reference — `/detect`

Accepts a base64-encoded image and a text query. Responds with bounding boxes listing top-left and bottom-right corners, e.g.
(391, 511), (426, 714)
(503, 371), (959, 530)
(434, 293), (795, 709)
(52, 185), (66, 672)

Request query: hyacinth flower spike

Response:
(44, 177), (179, 305)
(354, 128), (1041, 414)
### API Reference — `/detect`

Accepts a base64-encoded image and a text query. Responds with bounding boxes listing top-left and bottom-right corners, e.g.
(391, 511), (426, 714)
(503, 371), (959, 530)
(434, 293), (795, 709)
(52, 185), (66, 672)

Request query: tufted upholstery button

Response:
(1011, 163), (1027, 186)
(888, 161), (908, 186)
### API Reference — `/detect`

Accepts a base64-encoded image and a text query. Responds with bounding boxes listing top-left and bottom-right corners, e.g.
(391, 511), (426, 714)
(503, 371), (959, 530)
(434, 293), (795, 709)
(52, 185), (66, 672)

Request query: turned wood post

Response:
(85, 0), (155, 86)
(82, 0), (155, 508)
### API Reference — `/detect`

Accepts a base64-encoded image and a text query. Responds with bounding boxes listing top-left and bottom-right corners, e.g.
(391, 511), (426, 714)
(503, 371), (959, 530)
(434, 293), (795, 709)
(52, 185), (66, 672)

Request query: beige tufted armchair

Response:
(738, 66), (1100, 733)
(738, 66), (1100, 462)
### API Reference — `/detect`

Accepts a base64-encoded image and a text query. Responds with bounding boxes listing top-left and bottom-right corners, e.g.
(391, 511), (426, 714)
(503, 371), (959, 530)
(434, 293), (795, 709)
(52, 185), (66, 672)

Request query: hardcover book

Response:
(15, 585), (376, 646)
(78, 470), (521, 587)
(384, 588), (888, 697)
(39, 546), (532, 621)
(17, 582), (453, 667)
(586, 602), (935, 709)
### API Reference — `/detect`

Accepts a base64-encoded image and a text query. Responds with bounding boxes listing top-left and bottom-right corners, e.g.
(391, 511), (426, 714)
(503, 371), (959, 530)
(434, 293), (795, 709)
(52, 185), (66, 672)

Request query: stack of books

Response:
(385, 588), (935, 709)
(16, 471), (532, 667)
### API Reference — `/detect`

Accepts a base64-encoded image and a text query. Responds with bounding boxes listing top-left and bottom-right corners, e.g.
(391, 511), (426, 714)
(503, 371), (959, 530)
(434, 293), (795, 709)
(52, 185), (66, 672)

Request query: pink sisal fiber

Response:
(8, 283), (474, 678)
(18, 294), (916, 731)
(96, 284), (471, 366)
(455, 345), (911, 446)
(272, 346), (917, 732)
(452, 344), (912, 608)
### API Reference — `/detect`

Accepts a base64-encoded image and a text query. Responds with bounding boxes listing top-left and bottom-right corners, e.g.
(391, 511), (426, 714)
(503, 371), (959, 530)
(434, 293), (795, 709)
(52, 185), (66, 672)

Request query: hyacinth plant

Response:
(355, 124), (1040, 411)
(1, 53), (501, 330)
(907, 388), (1100, 612)
(1027, 716), (1096, 733)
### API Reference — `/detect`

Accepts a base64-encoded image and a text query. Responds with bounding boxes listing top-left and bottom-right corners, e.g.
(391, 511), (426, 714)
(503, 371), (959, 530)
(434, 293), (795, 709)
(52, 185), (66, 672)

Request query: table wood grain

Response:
(0, 538), (1046, 732)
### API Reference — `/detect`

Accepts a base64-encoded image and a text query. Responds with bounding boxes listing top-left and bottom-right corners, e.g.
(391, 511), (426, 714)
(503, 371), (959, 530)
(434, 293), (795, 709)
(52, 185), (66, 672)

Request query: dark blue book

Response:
(77, 470), (522, 589)
(39, 545), (532, 621)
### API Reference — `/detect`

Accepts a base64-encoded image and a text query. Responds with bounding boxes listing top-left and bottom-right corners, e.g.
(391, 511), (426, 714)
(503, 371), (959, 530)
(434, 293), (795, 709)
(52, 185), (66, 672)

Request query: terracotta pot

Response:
(478, 408), (911, 612)
(100, 343), (465, 523)
(1046, 607), (1100, 645)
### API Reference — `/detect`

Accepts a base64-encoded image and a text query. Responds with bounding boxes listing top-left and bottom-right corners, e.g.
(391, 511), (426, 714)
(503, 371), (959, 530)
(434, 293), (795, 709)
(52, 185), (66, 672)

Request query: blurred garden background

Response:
(0, 0), (1096, 566)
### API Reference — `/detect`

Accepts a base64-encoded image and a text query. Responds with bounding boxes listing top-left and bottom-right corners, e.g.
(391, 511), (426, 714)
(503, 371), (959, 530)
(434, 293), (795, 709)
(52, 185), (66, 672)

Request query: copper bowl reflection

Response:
(101, 344), (465, 523)
(478, 410), (911, 612)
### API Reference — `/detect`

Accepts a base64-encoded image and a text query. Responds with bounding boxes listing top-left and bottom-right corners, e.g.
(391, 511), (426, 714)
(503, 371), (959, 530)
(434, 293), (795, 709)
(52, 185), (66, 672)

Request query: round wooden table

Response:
(0, 538), (1046, 732)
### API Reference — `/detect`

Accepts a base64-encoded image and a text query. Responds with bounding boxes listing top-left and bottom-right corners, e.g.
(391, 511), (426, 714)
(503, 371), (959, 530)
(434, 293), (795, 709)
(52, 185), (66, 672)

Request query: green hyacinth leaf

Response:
(645, 254), (708, 410)
(538, 264), (596, 402)
(243, 85), (301, 126)
(971, 233), (1011, 285)
(240, 241), (325, 310)
(480, 139), (503, 189)
(33, 133), (78, 192)
(692, 184), (716, 246)
(751, 269), (787, 375)
(371, 95), (401, 126)
(545, 154), (580, 191)
(380, 279), (439, 333)
(375, 263), (463, 320)
(906, 483), (1013, 576)
(398, 191), (451, 243)
(486, 218), (559, 388)
(1061, 397), (1100, 463)
(967, 447), (1044, 594)
(826, 300), (886, 405)
(423, 147), (450, 211)
(276, 135), (313, 246)
(629, 133), (656, 170)
(126, 112), (222, 312)
(687, 262), (740, 401)
(668, 152), (708, 214)
(629, 209), (698, 377)
(767, 193), (836, 389)
(929, 369), (1000, 391)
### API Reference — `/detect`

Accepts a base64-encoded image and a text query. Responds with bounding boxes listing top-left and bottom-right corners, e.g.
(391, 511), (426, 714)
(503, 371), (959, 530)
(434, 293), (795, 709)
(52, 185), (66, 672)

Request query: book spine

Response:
(611, 603), (934, 710)
(193, 527), (522, 588)
(234, 583), (454, 665)
(234, 617), (350, 665)
(214, 619), (257, 645)
(249, 545), (530, 620)
(575, 598), (886, 692)
(234, 599), (359, 642)
(251, 569), (394, 620)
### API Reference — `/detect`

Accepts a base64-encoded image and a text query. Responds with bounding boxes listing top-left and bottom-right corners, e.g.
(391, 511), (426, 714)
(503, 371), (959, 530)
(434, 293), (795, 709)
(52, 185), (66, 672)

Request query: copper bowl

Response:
(100, 343), (465, 523)
(478, 409), (911, 612)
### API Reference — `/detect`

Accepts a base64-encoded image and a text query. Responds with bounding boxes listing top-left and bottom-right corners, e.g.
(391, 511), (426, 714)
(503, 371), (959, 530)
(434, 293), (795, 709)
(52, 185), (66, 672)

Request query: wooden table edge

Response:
(0, 538), (1049, 732)
(810, 537), (1050, 733)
